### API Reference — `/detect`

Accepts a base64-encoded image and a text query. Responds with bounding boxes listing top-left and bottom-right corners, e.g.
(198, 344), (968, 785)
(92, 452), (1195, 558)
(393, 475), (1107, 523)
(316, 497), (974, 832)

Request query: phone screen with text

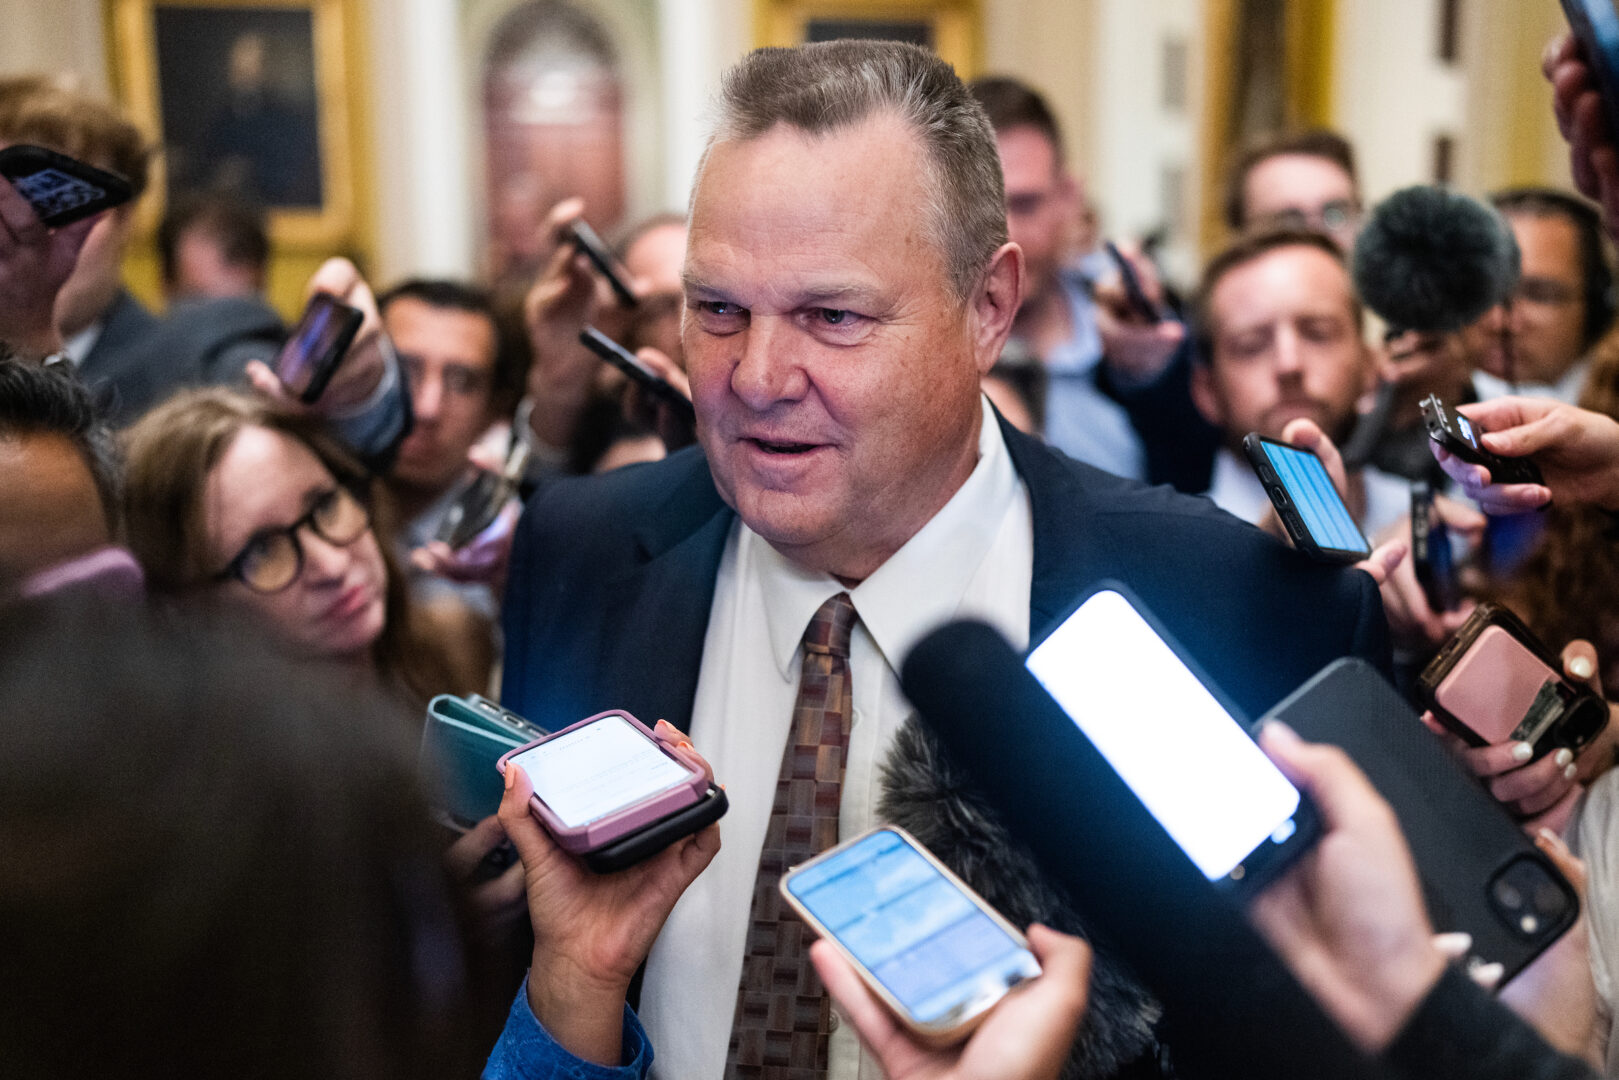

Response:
(1027, 589), (1304, 881)
(785, 828), (1039, 1025)
(1261, 440), (1370, 556)
(509, 715), (691, 827)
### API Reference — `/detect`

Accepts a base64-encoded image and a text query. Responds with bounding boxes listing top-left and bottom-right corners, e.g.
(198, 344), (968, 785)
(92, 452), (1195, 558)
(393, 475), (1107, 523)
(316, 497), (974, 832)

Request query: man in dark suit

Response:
(502, 40), (1388, 1080)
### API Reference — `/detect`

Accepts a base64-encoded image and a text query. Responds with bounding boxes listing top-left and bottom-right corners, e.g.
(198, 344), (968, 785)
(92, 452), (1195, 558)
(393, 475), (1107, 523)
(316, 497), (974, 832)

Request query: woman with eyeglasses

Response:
(121, 387), (461, 707)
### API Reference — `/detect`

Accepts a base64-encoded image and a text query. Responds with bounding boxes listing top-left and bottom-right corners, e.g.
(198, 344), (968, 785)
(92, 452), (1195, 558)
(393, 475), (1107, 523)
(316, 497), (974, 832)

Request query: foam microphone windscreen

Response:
(900, 620), (1377, 1080)
(1352, 185), (1520, 334)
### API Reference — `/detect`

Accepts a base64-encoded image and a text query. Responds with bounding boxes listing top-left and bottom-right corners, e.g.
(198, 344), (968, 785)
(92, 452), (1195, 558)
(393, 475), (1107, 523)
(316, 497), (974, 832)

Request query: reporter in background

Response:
(1223, 129), (1364, 254)
(157, 191), (270, 303)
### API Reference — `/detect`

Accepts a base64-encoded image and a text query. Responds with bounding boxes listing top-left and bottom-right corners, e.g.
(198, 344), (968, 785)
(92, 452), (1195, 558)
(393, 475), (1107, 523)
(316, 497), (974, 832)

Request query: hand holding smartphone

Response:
(568, 220), (639, 308)
(0, 145), (133, 227)
(1421, 394), (1544, 487)
(271, 292), (364, 404)
(434, 415), (532, 550)
(579, 326), (697, 426)
(1561, 0), (1619, 145)
(497, 710), (726, 872)
(1103, 241), (1162, 324)
(781, 826), (1042, 1045)
(1243, 434), (1372, 563)
(1419, 603), (1608, 758)
(1410, 482), (1462, 613)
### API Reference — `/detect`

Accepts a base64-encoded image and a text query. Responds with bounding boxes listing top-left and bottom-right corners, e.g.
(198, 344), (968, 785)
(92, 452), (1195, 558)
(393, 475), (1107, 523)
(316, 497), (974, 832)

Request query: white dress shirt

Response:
(639, 397), (1034, 1080)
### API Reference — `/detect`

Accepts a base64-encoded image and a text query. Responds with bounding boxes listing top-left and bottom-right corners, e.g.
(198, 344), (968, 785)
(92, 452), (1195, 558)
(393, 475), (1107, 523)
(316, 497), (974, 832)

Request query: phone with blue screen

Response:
(1026, 585), (1320, 893)
(779, 826), (1041, 1045)
(1242, 433), (1371, 563)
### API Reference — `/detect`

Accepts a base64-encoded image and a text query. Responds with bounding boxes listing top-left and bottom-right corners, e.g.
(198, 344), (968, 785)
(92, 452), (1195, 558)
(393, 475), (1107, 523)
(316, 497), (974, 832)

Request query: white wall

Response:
(0, 0), (107, 93)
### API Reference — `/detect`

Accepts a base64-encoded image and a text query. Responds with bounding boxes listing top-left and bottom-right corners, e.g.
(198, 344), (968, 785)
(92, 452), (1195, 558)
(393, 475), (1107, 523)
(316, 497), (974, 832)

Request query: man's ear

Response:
(972, 242), (1024, 375)
(1189, 358), (1225, 429)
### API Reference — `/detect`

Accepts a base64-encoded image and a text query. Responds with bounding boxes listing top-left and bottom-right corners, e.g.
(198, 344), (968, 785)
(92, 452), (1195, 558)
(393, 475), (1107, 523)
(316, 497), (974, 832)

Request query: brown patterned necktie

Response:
(725, 591), (858, 1080)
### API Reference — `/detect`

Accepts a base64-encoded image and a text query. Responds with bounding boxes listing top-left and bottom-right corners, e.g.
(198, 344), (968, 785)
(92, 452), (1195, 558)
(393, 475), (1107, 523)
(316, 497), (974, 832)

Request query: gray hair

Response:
(700, 40), (1007, 302)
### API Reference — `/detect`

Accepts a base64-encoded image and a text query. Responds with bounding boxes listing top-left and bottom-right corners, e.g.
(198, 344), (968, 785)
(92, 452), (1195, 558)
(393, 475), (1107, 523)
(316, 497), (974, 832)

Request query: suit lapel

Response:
(999, 416), (1109, 647)
(595, 450), (734, 736)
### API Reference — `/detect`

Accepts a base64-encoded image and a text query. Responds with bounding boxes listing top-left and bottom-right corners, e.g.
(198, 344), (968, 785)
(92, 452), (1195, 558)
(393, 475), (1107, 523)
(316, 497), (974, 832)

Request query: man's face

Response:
(996, 124), (1073, 299)
(54, 205), (134, 338)
(384, 297), (499, 495)
(1192, 245), (1370, 449)
(1242, 154), (1360, 253)
(0, 433), (109, 582)
(683, 113), (1018, 582)
(167, 227), (261, 301)
(1502, 212), (1589, 384)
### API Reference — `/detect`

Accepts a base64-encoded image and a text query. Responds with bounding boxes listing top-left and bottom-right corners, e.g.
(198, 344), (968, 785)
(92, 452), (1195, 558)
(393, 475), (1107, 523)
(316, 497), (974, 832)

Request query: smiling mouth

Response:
(748, 438), (819, 454)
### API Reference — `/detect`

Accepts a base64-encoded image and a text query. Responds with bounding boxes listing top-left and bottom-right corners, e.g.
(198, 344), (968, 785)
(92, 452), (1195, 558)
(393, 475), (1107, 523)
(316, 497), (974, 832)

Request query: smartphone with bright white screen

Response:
(780, 826), (1041, 1045)
(1026, 587), (1318, 891)
(1242, 433), (1371, 563)
(497, 710), (712, 859)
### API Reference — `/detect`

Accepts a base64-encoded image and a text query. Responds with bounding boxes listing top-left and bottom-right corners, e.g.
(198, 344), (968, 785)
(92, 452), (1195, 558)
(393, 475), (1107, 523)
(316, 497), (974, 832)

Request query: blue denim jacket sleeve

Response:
(482, 980), (653, 1080)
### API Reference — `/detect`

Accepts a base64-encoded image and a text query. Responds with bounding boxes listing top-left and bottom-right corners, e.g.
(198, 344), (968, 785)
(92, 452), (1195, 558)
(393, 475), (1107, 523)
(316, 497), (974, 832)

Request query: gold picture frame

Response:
(753, 0), (982, 79)
(107, 0), (356, 251)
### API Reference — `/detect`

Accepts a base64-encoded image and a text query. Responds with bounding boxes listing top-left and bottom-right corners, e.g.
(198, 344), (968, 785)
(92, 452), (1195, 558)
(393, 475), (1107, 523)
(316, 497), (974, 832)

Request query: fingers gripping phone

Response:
(1103, 240), (1162, 323)
(497, 710), (727, 873)
(578, 326), (697, 426)
(434, 401), (534, 550)
(1242, 434), (1372, 563)
(0, 144), (134, 227)
(780, 826), (1042, 1045)
(1420, 394), (1544, 487)
(1026, 586), (1319, 892)
(1562, 0), (1619, 144)
(272, 292), (364, 404)
(568, 220), (639, 308)
(1419, 603), (1609, 758)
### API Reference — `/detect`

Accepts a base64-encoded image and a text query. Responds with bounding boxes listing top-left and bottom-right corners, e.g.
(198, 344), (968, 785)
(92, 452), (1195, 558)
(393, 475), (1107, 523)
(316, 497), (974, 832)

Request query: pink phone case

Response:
(1433, 626), (1559, 743)
(496, 709), (705, 853)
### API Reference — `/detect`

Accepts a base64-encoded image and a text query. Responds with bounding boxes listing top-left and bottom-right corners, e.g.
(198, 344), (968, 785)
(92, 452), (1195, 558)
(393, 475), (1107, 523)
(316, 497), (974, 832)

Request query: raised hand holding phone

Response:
(1091, 241), (1185, 385)
(497, 724), (721, 1068)
(0, 170), (102, 358)
(246, 258), (392, 414)
(1432, 396), (1619, 513)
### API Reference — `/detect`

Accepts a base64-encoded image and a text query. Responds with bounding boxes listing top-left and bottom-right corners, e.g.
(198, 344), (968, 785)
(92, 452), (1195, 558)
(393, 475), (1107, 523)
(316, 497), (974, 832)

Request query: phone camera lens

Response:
(1534, 881), (1569, 918)
(1493, 879), (1524, 910)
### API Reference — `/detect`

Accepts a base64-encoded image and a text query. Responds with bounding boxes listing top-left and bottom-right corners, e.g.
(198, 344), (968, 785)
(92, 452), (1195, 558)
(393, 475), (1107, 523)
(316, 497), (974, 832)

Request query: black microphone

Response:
(1351, 185), (1520, 335)
(900, 621), (1378, 1080)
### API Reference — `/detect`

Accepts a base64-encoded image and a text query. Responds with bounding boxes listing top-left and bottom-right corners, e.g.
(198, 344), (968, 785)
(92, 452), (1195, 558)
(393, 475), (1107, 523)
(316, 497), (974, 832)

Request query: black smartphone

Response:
(1411, 481), (1461, 613)
(1266, 658), (1580, 985)
(1103, 240), (1161, 323)
(1561, 0), (1619, 144)
(1421, 393), (1544, 486)
(0, 144), (134, 227)
(271, 292), (364, 404)
(578, 326), (696, 426)
(1025, 585), (1320, 895)
(434, 437), (531, 550)
(584, 784), (729, 873)
(1242, 433), (1372, 563)
(568, 220), (639, 308)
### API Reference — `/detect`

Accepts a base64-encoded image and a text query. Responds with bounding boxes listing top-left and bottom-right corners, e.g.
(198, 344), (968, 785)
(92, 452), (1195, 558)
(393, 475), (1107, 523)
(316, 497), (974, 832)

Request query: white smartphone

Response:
(1026, 587), (1318, 891)
(779, 825), (1041, 1045)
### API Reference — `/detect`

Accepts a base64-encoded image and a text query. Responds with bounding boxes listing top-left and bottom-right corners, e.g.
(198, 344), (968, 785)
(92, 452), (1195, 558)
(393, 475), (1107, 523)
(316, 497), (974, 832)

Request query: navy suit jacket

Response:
(501, 414), (1391, 734)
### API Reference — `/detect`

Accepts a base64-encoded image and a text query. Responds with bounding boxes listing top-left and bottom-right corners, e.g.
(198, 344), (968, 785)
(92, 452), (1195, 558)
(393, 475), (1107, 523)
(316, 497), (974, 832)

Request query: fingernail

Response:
(1260, 719), (1301, 745)
(504, 763), (517, 790)
(1556, 748), (1574, 768)
(1433, 931), (1473, 957)
(1570, 656), (1595, 680)
(1566, 762), (1580, 781)
(1536, 827), (1566, 852)
(1473, 961), (1505, 990)
(1512, 742), (1534, 763)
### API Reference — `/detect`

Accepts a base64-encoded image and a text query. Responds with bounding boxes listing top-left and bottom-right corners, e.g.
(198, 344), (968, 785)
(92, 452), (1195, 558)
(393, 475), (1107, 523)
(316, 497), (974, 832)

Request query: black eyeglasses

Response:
(212, 485), (372, 594)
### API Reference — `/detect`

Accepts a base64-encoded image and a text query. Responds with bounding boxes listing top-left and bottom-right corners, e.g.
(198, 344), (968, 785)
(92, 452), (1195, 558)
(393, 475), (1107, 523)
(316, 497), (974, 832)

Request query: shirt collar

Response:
(749, 397), (1021, 679)
(1205, 447), (1271, 525)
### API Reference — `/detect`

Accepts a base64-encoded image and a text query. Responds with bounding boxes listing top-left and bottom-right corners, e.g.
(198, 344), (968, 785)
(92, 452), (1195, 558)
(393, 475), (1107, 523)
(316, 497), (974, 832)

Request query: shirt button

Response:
(850, 708), (863, 726)
(827, 1010), (841, 1032)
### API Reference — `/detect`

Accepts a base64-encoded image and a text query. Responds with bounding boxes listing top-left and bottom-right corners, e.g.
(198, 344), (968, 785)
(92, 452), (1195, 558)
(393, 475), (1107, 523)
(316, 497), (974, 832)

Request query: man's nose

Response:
(730, 317), (807, 410)
(413, 374), (443, 422)
(1273, 326), (1304, 377)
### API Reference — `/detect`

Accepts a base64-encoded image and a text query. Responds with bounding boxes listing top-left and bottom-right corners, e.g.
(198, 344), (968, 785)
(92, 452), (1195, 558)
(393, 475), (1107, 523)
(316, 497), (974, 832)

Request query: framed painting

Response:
(109, 0), (356, 249)
(753, 0), (982, 79)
